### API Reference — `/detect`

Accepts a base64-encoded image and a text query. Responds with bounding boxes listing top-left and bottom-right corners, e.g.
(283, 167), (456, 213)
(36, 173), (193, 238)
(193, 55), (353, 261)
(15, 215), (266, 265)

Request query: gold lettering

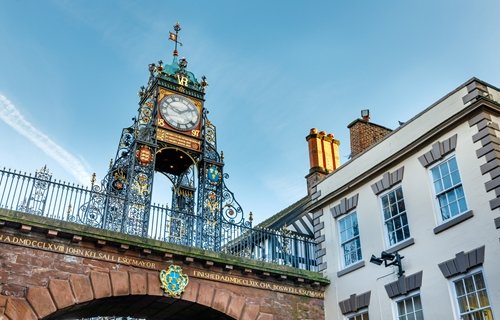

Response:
(191, 129), (200, 137)
(187, 269), (323, 298)
(0, 232), (159, 270)
(176, 75), (189, 86)
(157, 118), (165, 127)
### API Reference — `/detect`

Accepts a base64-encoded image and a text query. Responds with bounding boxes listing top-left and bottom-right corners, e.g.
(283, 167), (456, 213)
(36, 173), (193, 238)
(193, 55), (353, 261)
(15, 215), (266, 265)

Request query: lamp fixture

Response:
(369, 255), (383, 266)
(370, 251), (405, 277)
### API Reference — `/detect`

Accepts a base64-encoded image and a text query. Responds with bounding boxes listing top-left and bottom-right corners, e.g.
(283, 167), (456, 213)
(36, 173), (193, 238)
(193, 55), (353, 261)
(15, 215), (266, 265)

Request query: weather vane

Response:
(169, 22), (183, 57)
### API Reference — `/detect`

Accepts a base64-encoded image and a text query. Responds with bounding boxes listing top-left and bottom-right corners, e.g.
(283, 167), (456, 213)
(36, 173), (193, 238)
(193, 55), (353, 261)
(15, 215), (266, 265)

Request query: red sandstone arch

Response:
(0, 270), (273, 320)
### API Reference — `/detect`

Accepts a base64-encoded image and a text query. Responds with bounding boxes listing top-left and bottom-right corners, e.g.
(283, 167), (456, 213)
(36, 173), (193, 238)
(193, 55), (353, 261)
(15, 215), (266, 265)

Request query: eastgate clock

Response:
(159, 94), (200, 131)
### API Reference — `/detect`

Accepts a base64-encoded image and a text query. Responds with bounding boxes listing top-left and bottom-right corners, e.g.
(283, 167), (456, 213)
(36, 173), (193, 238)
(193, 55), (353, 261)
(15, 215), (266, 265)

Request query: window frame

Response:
(449, 268), (496, 320)
(379, 185), (411, 248)
(345, 309), (369, 320)
(393, 292), (424, 320)
(428, 154), (469, 224)
(338, 211), (363, 269)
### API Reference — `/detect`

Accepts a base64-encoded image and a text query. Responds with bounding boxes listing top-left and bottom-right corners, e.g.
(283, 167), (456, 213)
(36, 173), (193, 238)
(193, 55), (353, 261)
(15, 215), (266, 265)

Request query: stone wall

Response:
(0, 209), (326, 320)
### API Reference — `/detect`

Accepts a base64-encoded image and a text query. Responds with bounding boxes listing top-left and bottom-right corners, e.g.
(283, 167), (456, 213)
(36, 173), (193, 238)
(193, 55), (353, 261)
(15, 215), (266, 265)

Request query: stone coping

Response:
(0, 208), (329, 285)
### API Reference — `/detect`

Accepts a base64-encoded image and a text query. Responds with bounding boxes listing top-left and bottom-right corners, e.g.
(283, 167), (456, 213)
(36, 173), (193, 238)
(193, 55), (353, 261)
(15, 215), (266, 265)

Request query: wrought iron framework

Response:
(0, 166), (318, 271)
(79, 32), (258, 255)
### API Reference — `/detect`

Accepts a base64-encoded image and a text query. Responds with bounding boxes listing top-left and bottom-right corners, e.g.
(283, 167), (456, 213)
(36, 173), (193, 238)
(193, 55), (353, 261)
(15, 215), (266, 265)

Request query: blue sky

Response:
(1, 0), (500, 223)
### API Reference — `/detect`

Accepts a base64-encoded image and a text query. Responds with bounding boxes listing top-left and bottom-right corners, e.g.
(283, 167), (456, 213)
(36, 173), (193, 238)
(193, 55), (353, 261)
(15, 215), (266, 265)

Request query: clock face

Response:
(159, 95), (200, 131)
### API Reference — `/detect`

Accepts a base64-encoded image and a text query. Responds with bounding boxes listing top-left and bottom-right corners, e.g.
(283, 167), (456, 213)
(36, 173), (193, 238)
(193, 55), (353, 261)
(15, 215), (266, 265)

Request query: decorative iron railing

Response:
(0, 167), (317, 271)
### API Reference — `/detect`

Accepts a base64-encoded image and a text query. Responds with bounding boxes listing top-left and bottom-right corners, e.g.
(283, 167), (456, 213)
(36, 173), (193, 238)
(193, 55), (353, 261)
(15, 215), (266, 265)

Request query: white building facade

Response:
(308, 78), (500, 320)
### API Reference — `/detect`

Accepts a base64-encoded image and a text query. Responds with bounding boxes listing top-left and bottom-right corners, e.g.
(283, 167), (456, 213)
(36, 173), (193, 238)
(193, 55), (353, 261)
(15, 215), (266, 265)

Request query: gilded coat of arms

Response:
(160, 265), (189, 298)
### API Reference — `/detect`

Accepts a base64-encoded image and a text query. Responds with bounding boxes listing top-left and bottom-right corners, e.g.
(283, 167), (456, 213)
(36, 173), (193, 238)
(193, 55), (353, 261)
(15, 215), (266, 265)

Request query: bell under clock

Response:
(159, 94), (200, 131)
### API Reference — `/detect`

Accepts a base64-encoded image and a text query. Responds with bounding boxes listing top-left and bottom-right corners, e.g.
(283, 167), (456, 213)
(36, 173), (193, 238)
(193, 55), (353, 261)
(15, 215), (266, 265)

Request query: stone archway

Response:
(0, 209), (326, 320)
(0, 270), (272, 320)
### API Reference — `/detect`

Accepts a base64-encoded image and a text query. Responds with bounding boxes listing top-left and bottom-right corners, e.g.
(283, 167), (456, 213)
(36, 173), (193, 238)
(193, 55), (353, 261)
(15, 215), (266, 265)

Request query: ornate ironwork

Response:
(17, 165), (52, 215)
(0, 166), (317, 271)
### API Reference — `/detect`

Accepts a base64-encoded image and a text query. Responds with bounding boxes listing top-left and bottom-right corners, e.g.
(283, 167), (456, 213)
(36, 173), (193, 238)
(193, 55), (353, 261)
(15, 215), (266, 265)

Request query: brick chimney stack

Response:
(348, 110), (392, 158)
(305, 128), (340, 195)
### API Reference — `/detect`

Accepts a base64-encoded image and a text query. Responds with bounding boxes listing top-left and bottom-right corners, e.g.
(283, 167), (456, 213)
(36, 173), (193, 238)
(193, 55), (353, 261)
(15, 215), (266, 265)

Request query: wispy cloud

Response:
(0, 94), (92, 185)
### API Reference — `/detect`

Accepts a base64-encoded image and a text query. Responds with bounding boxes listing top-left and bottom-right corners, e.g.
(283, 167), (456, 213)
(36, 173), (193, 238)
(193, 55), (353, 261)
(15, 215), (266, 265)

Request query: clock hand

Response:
(170, 105), (183, 114)
(171, 105), (193, 115)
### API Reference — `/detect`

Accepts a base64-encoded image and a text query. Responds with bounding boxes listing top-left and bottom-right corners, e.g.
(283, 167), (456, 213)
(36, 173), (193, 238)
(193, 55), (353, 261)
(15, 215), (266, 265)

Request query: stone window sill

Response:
(433, 210), (474, 234)
(386, 237), (415, 254)
(337, 260), (365, 277)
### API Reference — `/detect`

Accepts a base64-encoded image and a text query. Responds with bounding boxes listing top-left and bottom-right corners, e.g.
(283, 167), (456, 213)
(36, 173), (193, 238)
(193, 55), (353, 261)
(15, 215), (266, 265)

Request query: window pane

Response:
(398, 199), (405, 212)
(458, 197), (467, 213)
(455, 280), (465, 296)
(440, 162), (450, 176)
(340, 219), (346, 229)
(387, 220), (395, 232)
(466, 293), (479, 310)
(402, 214), (408, 225)
(464, 276), (475, 293)
(346, 216), (352, 229)
(431, 166), (440, 179)
(448, 189), (457, 203)
(406, 299), (414, 313)
(389, 192), (396, 203)
(474, 273), (485, 289)
(391, 203), (398, 216)
(449, 201), (459, 216)
(415, 310), (424, 320)
(433, 179), (443, 193)
(397, 301), (406, 314)
(413, 295), (422, 310)
(340, 230), (347, 243)
(353, 222), (359, 236)
(395, 187), (404, 199)
(403, 225), (410, 238)
(478, 289), (490, 307)
(396, 229), (404, 242)
(451, 169), (461, 185)
(394, 217), (402, 229)
(457, 296), (468, 313)
(448, 157), (458, 172)
(384, 207), (391, 220)
(442, 174), (452, 189)
(382, 196), (389, 208)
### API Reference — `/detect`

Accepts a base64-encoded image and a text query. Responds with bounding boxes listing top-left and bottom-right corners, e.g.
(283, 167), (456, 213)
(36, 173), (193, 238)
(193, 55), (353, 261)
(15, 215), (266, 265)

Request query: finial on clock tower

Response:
(169, 22), (183, 58)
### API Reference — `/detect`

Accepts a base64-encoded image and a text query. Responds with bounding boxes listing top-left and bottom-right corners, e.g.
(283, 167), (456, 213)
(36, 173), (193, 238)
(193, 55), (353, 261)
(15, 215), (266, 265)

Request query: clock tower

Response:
(87, 23), (247, 249)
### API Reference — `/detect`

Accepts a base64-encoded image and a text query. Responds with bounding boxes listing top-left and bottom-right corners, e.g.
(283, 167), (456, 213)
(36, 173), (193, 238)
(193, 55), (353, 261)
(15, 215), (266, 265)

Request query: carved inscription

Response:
(0, 233), (159, 270)
(0, 232), (324, 298)
(190, 269), (324, 299)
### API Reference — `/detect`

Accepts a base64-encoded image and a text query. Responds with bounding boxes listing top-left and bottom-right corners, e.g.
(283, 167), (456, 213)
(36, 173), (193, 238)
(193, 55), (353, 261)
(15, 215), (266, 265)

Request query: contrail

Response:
(0, 94), (92, 185)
